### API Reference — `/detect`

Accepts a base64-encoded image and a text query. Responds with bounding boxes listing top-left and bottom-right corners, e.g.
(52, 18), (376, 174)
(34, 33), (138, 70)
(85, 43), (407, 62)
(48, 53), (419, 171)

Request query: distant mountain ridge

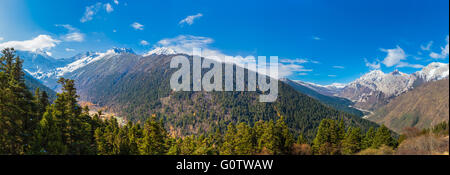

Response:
(281, 78), (364, 117)
(24, 73), (57, 101)
(297, 62), (449, 111)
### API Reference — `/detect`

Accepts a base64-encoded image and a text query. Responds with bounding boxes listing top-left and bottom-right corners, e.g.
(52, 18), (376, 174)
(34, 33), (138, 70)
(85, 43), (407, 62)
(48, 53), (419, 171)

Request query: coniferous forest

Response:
(1, 48), (448, 155)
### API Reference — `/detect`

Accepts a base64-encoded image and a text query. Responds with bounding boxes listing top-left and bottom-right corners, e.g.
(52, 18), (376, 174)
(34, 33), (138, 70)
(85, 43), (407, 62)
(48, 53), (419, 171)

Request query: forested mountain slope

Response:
(24, 72), (56, 101)
(61, 53), (378, 139)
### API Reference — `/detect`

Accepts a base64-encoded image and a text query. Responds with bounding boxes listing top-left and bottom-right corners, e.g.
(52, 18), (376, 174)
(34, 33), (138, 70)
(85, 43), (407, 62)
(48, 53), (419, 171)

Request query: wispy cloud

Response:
(280, 58), (319, 64)
(114, 0), (119, 5)
(332, 66), (345, 69)
(328, 75), (337, 77)
(131, 22), (144, 30)
(80, 2), (116, 23)
(396, 62), (424, 68)
(364, 58), (381, 70)
(420, 41), (433, 51)
(80, 3), (102, 23)
(153, 35), (312, 78)
(140, 40), (149, 46)
(380, 45), (425, 68)
(280, 58), (308, 64)
(381, 46), (406, 67)
(105, 3), (114, 13)
(0, 35), (60, 52)
(312, 36), (321, 41)
(0, 37), (3, 41)
(65, 48), (75, 52)
(179, 13), (203, 25)
(56, 24), (85, 42)
(430, 35), (449, 59)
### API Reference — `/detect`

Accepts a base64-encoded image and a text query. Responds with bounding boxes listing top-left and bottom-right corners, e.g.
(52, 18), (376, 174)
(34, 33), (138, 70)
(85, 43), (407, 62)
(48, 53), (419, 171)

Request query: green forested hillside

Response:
(63, 53), (378, 139)
(24, 73), (57, 101)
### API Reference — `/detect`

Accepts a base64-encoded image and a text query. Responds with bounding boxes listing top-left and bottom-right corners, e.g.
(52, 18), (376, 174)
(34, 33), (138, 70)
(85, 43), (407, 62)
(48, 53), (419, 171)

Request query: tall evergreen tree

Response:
(372, 125), (397, 148)
(341, 127), (362, 155)
(275, 117), (294, 154)
(234, 122), (255, 155)
(220, 123), (237, 155)
(0, 48), (37, 154)
(361, 127), (375, 149)
(312, 119), (341, 155)
(139, 116), (168, 155)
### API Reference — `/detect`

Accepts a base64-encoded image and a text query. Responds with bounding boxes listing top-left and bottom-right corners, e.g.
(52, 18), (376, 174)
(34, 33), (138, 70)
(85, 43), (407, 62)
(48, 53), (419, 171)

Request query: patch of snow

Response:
(143, 47), (176, 56)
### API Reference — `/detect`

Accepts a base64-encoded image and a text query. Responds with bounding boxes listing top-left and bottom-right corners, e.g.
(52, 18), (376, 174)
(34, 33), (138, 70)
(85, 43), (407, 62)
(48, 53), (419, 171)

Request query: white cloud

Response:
(114, 0), (119, 5)
(179, 13), (203, 25)
(0, 35), (60, 52)
(328, 75), (337, 77)
(80, 3), (102, 23)
(421, 41), (433, 51)
(430, 35), (449, 59)
(80, 2), (115, 22)
(396, 62), (424, 69)
(131, 22), (144, 30)
(332, 66), (345, 69)
(154, 35), (311, 78)
(64, 32), (85, 42)
(140, 40), (149, 46)
(364, 58), (381, 70)
(0, 37), (3, 41)
(280, 58), (308, 64)
(56, 24), (85, 42)
(65, 48), (75, 52)
(381, 46), (406, 67)
(312, 36), (321, 41)
(105, 3), (114, 13)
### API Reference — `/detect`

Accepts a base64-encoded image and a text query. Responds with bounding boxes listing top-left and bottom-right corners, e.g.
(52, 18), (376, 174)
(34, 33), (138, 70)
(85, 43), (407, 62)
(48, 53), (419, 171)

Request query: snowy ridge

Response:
(412, 62), (449, 82)
(143, 47), (176, 56)
(55, 49), (126, 76)
(346, 69), (412, 97)
(19, 48), (135, 82)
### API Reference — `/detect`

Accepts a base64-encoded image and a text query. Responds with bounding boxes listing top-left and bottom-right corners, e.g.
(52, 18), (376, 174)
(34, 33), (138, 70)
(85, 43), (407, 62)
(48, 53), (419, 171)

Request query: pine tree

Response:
(312, 119), (340, 155)
(139, 116), (168, 155)
(234, 122), (255, 155)
(220, 123), (237, 155)
(341, 127), (362, 155)
(361, 127), (375, 149)
(258, 120), (277, 154)
(275, 117), (294, 155)
(32, 108), (67, 154)
(0, 48), (37, 154)
(372, 125), (397, 148)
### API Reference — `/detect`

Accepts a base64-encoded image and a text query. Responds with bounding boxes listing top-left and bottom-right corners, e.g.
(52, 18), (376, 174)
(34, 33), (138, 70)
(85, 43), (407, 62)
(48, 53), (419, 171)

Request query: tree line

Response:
(0, 48), (399, 155)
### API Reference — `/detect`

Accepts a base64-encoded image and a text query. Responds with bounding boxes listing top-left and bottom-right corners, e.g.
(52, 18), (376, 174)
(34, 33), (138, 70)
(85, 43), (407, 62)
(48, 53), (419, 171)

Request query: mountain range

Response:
(17, 47), (449, 136)
(366, 78), (449, 133)
(294, 63), (449, 111)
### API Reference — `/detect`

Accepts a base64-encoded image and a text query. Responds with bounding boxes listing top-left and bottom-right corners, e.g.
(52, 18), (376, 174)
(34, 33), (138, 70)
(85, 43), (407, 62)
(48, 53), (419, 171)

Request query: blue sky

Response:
(0, 0), (448, 85)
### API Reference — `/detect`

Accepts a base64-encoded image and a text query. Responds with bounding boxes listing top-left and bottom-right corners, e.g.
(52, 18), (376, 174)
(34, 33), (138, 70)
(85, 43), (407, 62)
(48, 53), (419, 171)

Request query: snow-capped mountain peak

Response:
(413, 62), (449, 81)
(144, 47), (177, 56)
